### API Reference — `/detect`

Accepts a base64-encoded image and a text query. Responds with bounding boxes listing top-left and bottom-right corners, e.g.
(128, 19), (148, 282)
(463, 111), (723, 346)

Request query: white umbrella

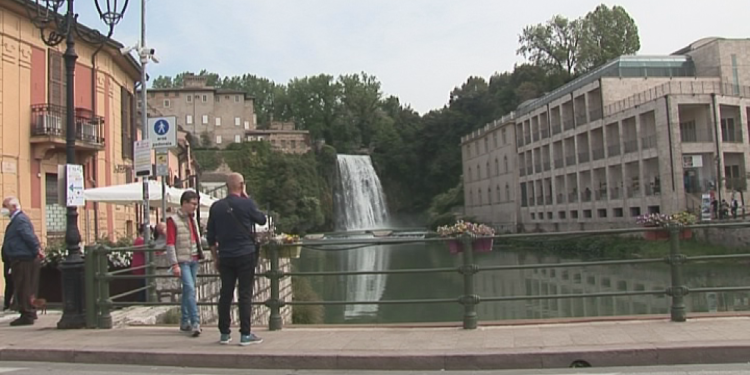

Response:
(83, 181), (172, 208)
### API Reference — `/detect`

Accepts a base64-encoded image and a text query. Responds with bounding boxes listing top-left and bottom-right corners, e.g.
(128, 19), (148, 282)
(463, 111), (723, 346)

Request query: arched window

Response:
(475, 166), (479, 180)
(496, 185), (501, 202)
(487, 188), (492, 204)
(484, 137), (488, 153)
(495, 159), (499, 176)
(485, 162), (490, 179)
(478, 189), (482, 205)
(503, 156), (508, 173)
(468, 167), (472, 182)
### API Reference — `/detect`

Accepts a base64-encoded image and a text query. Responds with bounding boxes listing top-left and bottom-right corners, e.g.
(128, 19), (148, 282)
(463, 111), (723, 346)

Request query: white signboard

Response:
(148, 116), (177, 149)
(65, 164), (85, 207)
(134, 139), (152, 177)
(683, 155), (703, 168)
(156, 150), (169, 177)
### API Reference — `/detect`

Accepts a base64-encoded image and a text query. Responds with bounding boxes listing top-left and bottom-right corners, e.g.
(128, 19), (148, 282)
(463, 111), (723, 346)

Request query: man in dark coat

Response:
(1, 197), (41, 326)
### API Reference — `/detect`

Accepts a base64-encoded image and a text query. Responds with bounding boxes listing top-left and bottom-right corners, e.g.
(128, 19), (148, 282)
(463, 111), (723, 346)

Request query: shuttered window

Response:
(48, 50), (64, 107)
(121, 87), (133, 159)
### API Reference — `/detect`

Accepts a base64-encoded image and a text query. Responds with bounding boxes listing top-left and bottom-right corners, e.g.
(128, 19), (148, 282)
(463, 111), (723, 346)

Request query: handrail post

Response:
(147, 243), (157, 303)
(459, 235), (479, 329)
(667, 226), (687, 322)
(97, 245), (113, 329)
(84, 245), (97, 329)
(266, 243), (283, 331)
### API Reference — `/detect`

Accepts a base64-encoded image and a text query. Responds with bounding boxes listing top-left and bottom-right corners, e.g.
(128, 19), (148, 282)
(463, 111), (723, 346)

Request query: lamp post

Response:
(27, 0), (129, 329)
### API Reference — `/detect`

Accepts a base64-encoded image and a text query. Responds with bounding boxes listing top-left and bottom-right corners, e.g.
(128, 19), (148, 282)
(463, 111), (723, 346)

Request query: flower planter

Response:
(643, 228), (693, 241)
(261, 245), (302, 259)
(447, 238), (494, 254)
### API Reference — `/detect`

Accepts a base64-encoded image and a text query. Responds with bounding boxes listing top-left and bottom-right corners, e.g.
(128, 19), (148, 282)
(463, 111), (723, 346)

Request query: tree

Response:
(517, 15), (580, 76)
(577, 4), (640, 72)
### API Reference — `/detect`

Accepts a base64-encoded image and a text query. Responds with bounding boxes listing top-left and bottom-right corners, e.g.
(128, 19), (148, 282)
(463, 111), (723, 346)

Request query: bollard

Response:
(147, 243), (158, 303)
(84, 246), (97, 329)
(667, 226), (687, 322)
(459, 235), (479, 329)
(97, 245), (113, 329)
(266, 243), (284, 331)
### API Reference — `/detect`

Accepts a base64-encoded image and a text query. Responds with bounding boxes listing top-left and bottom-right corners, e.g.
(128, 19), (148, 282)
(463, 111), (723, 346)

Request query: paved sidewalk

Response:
(1, 313), (750, 370)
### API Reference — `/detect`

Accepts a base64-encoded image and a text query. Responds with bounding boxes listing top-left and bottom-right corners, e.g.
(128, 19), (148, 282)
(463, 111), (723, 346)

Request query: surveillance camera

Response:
(120, 45), (135, 55)
(149, 48), (156, 56)
(151, 55), (160, 64)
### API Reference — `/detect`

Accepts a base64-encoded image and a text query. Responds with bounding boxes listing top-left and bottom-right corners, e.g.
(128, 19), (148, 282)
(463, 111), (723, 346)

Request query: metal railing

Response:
(85, 223), (750, 331)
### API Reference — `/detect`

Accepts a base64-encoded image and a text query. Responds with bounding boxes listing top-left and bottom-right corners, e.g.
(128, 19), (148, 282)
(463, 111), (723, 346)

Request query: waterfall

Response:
(335, 154), (389, 230)
(335, 154), (390, 319)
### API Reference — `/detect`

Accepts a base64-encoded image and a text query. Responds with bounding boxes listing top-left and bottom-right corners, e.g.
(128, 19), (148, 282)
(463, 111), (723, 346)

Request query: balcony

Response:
(537, 195), (544, 206)
(623, 139), (638, 154)
(627, 186), (641, 198)
(525, 135), (532, 145)
(545, 195), (553, 205)
(534, 163), (542, 173)
(581, 189), (593, 202)
(568, 192), (579, 203)
(30, 104), (104, 157)
(563, 118), (575, 131)
(578, 151), (590, 163)
(543, 161), (551, 171)
(607, 144), (621, 157)
(554, 158), (564, 169)
(595, 189), (607, 201)
(680, 128), (713, 143)
(641, 135), (657, 150)
(533, 132), (540, 142)
(552, 124), (562, 135)
(557, 193), (566, 204)
(526, 166), (533, 176)
(565, 155), (576, 166)
(541, 128), (550, 139)
(592, 147), (605, 161)
(722, 130), (743, 143)
(575, 114), (588, 126)
(610, 187), (621, 200)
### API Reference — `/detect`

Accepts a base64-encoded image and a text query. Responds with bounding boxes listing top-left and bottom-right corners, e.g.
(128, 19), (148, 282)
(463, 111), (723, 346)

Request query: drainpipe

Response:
(90, 45), (104, 241)
(711, 93), (723, 210)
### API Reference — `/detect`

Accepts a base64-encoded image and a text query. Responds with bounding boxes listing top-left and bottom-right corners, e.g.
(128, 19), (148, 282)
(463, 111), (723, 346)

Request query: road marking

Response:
(0, 368), (24, 374)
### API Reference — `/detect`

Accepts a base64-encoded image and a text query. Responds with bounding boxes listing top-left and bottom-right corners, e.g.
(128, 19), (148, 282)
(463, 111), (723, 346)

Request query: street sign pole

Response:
(155, 149), (169, 222)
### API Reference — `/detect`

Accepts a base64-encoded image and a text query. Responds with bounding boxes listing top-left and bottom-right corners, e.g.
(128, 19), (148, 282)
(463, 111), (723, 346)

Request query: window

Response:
(469, 191), (473, 206)
(234, 135), (241, 143)
(468, 167), (472, 182)
(215, 95), (221, 102)
(503, 156), (508, 172)
(186, 115), (193, 124)
(487, 188), (492, 204)
(478, 189), (482, 205)
(598, 209), (607, 218)
(496, 186), (501, 202)
(485, 162), (490, 179)
(216, 135), (222, 144)
(721, 118), (739, 142)
(244, 121), (250, 130)
(493, 132), (498, 148)
(48, 49), (64, 106)
(484, 138), (488, 153)
(502, 129), (507, 144)
(291, 140), (297, 148)
(186, 95), (192, 103)
(281, 140), (287, 148)
(120, 87), (133, 160)
(495, 159), (499, 176)
(215, 117), (222, 126)
(163, 99), (170, 107)
(202, 95), (208, 102)
(235, 95), (241, 102)
(505, 184), (510, 201)
(235, 117), (241, 126)
(202, 115), (208, 124)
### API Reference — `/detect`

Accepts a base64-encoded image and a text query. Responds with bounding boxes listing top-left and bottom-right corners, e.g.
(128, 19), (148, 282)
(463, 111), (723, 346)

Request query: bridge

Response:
(2, 221), (750, 371)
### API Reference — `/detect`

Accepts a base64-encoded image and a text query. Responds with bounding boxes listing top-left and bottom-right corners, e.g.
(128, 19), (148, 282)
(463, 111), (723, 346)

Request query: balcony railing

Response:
(563, 118), (575, 131)
(537, 195), (544, 206)
(680, 128), (713, 143)
(545, 195), (553, 205)
(641, 135), (657, 150)
(568, 192), (579, 203)
(533, 132), (540, 142)
(525, 135), (532, 145)
(589, 108), (603, 122)
(610, 187), (621, 200)
(526, 166), (533, 176)
(554, 158), (564, 169)
(581, 189), (593, 202)
(722, 131), (743, 143)
(623, 139), (638, 154)
(557, 193), (566, 204)
(607, 144), (621, 157)
(552, 124), (562, 135)
(627, 186), (641, 198)
(595, 189), (608, 201)
(592, 147), (605, 161)
(565, 155), (576, 166)
(534, 164), (542, 173)
(578, 151), (590, 163)
(645, 183), (661, 196)
(575, 114), (588, 126)
(541, 128), (550, 139)
(31, 104), (104, 146)
(543, 161), (551, 171)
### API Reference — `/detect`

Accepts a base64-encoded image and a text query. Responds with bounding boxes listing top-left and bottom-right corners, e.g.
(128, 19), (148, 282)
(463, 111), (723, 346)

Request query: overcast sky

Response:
(76, 1), (749, 114)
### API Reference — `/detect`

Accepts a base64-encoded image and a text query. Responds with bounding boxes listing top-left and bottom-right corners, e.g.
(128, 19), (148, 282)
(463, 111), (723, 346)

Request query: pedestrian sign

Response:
(148, 116), (177, 149)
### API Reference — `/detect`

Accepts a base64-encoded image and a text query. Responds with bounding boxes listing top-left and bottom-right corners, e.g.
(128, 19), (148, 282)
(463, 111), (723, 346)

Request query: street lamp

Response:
(27, 0), (129, 329)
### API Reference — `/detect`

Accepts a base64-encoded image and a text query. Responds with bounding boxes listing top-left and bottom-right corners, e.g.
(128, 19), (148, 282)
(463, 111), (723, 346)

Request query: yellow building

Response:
(0, 0), (142, 292)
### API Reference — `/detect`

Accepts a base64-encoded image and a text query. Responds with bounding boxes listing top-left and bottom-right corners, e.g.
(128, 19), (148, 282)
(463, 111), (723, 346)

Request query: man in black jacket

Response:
(1, 197), (41, 326)
(207, 173), (267, 346)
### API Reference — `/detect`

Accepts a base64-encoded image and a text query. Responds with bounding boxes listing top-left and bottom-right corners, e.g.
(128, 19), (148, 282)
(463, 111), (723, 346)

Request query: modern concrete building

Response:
(246, 121), (312, 154)
(145, 74), (257, 148)
(462, 37), (750, 232)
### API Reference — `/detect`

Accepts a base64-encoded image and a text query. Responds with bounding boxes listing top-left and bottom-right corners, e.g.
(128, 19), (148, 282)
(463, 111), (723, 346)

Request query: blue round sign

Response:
(154, 119), (169, 136)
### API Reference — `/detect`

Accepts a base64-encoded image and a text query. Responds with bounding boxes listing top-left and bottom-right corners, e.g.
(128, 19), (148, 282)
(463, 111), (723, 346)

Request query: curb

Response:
(2, 342), (749, 370)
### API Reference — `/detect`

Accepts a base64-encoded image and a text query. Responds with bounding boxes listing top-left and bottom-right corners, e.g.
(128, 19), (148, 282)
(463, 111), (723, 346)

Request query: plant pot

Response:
(261, 245), (302, 259)
(446, 238), (494, 254)
(643, 227), (693, 241)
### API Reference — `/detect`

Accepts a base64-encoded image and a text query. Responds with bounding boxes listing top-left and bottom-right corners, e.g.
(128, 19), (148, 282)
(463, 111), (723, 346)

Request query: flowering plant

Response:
(43, 237), (134, 269)
(274, 233), (300, 244)
(636, 211), (697, 227)
(436, 220), (495, 238)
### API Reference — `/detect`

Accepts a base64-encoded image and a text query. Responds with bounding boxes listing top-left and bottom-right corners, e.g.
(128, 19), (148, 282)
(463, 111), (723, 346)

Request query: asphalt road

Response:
(1, 362), (750, 374)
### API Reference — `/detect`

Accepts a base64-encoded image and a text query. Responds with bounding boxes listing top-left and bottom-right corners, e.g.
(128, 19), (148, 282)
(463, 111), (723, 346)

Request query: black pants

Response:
(3, 261), (13, 310)
(11, 258), (40, 318)
(218, 253), (257, 336)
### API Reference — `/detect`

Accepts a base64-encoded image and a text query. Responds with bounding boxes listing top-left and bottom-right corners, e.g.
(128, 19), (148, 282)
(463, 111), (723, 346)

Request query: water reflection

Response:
(295, 242), (750, 324)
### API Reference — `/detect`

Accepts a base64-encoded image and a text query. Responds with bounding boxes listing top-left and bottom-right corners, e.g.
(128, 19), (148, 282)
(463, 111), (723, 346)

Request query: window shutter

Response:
(48, 50), (65, 107)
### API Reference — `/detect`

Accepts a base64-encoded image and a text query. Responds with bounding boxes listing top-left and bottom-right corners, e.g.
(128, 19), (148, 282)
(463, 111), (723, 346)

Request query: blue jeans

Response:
(179, 260), (200, 327)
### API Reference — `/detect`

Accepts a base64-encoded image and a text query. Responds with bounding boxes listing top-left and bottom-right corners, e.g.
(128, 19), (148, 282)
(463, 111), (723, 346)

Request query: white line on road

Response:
(0, 368), (25, 374)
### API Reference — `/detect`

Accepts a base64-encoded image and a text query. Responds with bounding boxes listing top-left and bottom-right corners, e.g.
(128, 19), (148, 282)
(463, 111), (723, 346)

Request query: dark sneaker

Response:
(9, 317), (34, 326)
(180, 323), (191, 332)
(219, 333), (232, 345)
(239, 333), (262, 346)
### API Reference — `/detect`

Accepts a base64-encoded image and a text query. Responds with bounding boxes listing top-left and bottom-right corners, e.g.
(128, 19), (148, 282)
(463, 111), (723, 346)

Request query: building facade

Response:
(462, 38), (750, 232)
(246, 121), (311, 154)
(146, 74), (256, 148)
(0, 0), (142, 290)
